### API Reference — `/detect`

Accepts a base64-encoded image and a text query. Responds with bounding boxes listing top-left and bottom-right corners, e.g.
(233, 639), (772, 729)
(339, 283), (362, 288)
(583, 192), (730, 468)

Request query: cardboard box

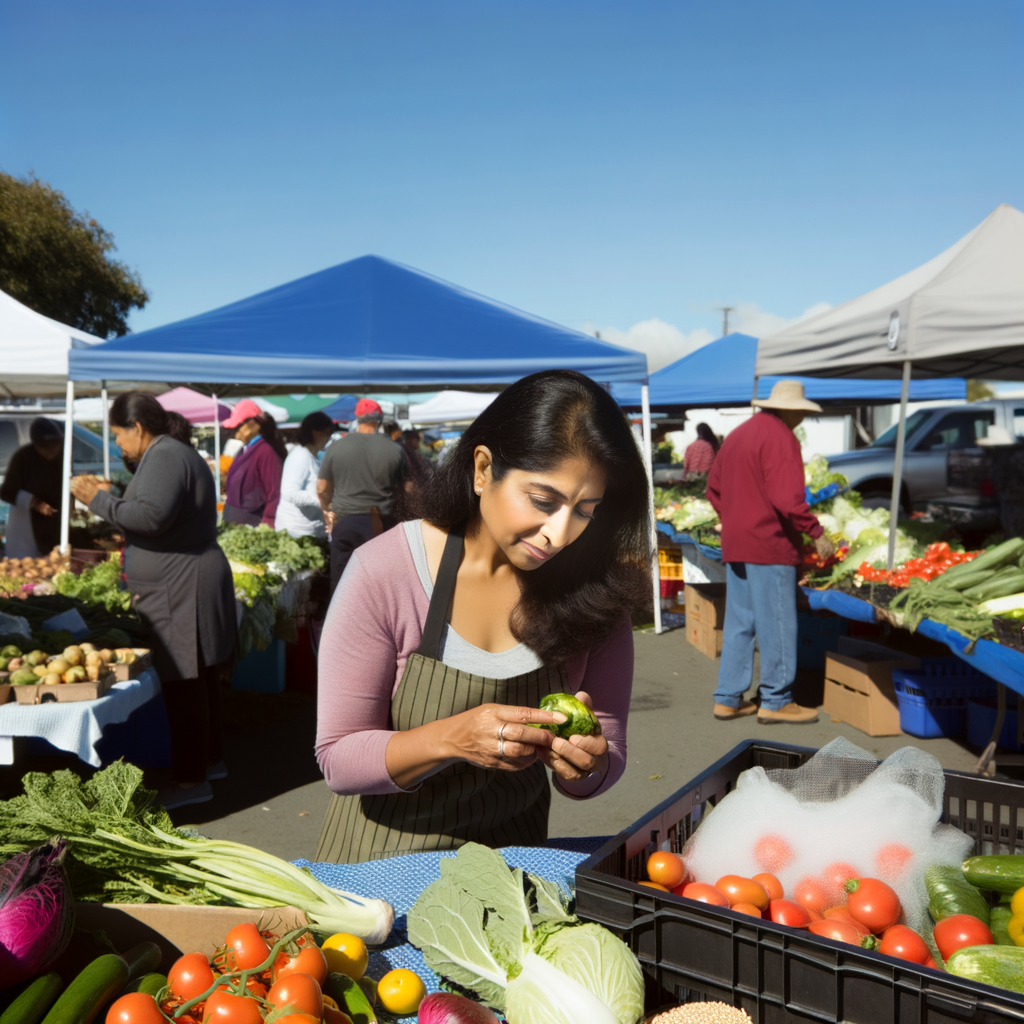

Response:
(0, 683), (10, 705)
(13, 672), (117, 705)
(111, 648), (152, 681)
(823, 637), (920, 737)
(685, 583), (727, 628)
(687, 616), (723, 659)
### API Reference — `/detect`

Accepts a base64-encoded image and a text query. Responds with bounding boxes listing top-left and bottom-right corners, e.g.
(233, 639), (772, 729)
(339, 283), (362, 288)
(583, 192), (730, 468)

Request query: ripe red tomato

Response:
(768, 899), (811, 928)
(106, 993), (165, 1024)
(639, 880), (670, 892)
(273, 946), (328, 985)
(202, 991), (264, 1024)
(808, 919), (874, 948)
(752, 873), (784, 902)
(730, 902), (764, 919)
(821, 861), (860, 905)
(823, 906), (871, 937)
(874, 844), (914, 879)
(225, 922), (271, 971)
(793, 876), (828, 915)
(715, 875), (769, 910)
(647, 851), (687, 889)
(845, 877), (901, 934)
(753, 834), (794, 873)
(680, 882), (730, 907)
(878, 924), (930, 964)
(932, 914), (994, 960)
(169, 953), (217, 1001)
(267, 973), (323, 1018)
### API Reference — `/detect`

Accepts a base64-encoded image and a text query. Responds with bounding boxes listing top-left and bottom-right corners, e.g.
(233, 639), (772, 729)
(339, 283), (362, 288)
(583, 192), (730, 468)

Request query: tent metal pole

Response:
(752, 374), (759, 403)
(886, 360), (912, 570)
(60, 380), (74, 553)
(100, 381), (110, 481)
(641, 383), (662, 634)
(212, 393), (221, 508)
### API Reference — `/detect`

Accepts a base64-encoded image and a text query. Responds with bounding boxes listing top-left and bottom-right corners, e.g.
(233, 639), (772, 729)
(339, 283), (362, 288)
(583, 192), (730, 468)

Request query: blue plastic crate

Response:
(231, 638), (287, 693)
(892, 660), (998, 739)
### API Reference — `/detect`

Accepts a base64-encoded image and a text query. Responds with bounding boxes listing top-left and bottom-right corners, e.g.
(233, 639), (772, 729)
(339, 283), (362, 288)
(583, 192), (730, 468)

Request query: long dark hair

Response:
(165, 411), (193, 446)
(415, 370), (651, 663)
(297, 411), (335, 446)
(109, 392), (170, 436)
(250, 415), (288, 462)
(696, 422), (719, 452)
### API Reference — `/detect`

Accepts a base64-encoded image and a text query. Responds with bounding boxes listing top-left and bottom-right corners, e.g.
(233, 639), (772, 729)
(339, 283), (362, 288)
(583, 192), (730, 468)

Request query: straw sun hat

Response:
(752, 379), (823, 413)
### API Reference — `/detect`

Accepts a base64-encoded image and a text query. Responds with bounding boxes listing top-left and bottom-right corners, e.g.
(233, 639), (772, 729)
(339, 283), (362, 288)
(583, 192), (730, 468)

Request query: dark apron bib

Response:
(316, 526), (565, 863)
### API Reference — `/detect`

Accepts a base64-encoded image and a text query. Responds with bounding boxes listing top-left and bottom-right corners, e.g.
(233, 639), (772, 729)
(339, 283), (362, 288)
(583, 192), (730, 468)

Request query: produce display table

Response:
(655, 521), (726, 583)
(298, 842), (602, 995)
(0, 668), (160, 766)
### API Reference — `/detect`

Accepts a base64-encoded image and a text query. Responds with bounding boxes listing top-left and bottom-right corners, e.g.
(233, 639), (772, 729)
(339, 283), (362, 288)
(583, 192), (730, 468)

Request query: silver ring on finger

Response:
(498, 722), (508, 741)
(498, 737), (506, 756)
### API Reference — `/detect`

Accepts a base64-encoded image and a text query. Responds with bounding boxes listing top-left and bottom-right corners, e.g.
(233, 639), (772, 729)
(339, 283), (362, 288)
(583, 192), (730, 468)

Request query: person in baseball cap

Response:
(222, 400), (288, 526)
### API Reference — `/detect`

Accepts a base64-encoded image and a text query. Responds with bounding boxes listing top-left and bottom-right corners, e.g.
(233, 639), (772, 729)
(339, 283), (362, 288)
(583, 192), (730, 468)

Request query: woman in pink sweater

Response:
(315, 370), (651, 863)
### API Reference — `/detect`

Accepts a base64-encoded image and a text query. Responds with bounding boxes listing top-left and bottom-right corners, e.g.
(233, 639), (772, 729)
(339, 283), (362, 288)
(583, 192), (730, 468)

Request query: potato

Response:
(7, 658), (23, 671)
(43, 673), (62, 685)
(63, 646), (83, 667)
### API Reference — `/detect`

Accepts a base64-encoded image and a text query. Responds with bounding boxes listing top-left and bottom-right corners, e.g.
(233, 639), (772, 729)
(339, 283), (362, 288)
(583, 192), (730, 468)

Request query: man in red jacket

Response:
(706, 381), (835, 724)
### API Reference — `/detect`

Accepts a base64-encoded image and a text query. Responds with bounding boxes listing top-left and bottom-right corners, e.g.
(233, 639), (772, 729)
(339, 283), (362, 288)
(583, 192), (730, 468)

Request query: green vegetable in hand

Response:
(536, 694), (599, 739)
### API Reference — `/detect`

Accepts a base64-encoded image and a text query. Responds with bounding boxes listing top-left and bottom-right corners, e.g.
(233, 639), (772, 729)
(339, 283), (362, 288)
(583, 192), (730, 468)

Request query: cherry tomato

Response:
(202, 991), (263, 1024)
(754, 834), (794, 873)
(932, 914), (994, 960)
(768, 899), (811, 928)
(821, 861), (860, 905)
(823, 906), (872, 936)
(845, 877), (901, 934)
(639, 880), (670, 891)
(794, 876), (828, 915)
(168, 953), (217, 1001)
(267, 973), (323, 1018)
(225, 923), (271, 971)
(647, 851), (687, 889)
(731, 902), (764, 919)
(809, 919), (875, 949)
(106, 993), (165, 1024)
(273, 946), (328, 985)
(752, 873), (784, 902)
(874, 844), (914, 879)
(878, 924), (930, 964)
(680, 882), (730, 907)
(715, 875), (769, 910)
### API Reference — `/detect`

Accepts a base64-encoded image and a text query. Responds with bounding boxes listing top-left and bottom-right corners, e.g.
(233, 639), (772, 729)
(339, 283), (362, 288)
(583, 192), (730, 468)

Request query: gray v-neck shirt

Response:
(403, 520), (543, 678)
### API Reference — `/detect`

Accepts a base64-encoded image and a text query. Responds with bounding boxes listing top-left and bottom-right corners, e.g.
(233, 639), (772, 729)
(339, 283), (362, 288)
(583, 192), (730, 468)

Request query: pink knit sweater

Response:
(315, 525), (634, 799)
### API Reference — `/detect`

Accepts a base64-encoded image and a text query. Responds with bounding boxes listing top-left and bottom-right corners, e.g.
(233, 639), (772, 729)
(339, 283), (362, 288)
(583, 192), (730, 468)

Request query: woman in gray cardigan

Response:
(71, 392), (236, 810)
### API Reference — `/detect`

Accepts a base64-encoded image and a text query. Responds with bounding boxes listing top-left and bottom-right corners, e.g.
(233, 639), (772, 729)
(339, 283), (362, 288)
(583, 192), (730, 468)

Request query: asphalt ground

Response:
(169, 626), (986, 861)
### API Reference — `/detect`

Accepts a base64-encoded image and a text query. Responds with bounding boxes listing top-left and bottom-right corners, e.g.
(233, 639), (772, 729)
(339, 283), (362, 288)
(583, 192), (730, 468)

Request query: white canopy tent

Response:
(409, 390), (497, 425)
(757, 203), (1024, 566)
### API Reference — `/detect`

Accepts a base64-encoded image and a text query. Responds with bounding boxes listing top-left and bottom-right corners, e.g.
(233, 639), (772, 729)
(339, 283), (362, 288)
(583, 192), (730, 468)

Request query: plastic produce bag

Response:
(681, 738), (972, 932)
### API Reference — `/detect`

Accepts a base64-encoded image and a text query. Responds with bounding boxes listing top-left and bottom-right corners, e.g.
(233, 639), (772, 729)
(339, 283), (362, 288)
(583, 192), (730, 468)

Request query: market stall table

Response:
(0, 669), (160, 766)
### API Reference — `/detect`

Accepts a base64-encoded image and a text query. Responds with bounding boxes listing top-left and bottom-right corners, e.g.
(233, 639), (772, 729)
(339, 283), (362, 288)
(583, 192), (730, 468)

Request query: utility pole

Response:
(719, 306), (735, 338)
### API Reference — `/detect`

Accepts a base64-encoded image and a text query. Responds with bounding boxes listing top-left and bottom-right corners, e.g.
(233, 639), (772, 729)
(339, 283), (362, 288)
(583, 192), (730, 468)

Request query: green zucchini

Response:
(990, 906), (1015, 946)
(119, 943), (162, 982)
(963, 855), (1024, 894)
(41, 954), (130, 1024)
(0, 975), (64, 1024)
(121, 975), (167, 1000)
(925, 865), (990, 925)
(963, 574), (1024, 602)
(945, 944), (1024, 993)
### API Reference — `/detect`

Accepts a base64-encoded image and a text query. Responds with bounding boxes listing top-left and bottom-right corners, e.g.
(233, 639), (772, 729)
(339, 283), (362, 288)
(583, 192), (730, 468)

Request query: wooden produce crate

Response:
(13, 672), (118, 704)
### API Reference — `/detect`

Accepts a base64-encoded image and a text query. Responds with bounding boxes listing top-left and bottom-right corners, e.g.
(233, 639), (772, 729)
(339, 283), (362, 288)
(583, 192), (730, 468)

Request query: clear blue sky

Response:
(2, 1), (1021, 361)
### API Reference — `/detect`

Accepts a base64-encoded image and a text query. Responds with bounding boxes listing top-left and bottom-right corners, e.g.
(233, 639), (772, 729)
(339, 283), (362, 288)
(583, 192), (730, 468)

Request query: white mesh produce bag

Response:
(681, 738), (972, 932)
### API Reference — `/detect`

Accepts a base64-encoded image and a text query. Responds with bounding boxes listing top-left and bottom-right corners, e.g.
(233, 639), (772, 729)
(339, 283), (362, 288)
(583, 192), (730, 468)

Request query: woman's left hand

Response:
(69, 475), (101, 505)
(536, 691), (609, 785)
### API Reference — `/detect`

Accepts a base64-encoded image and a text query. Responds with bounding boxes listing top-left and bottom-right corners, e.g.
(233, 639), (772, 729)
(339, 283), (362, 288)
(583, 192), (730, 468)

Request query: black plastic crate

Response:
(575, 740), (1024, 1024)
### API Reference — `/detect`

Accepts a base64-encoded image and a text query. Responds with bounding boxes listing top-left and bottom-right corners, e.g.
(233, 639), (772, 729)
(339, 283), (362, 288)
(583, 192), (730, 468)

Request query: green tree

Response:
(0, 172), (148, 337)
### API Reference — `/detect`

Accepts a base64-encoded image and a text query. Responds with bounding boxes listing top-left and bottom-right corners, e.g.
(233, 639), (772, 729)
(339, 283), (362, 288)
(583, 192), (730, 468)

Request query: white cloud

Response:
(593, 301), (831, 373)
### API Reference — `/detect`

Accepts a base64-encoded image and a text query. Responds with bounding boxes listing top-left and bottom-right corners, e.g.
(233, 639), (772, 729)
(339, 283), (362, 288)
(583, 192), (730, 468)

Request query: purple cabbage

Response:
(0, 839), (74, 990)
(417, 993), (499, 1024)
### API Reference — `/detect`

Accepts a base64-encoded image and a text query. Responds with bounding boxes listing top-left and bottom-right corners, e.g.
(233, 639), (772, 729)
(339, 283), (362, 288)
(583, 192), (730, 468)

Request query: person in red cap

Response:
(317, 398), (407, 591)
(221, 399), (288, 527)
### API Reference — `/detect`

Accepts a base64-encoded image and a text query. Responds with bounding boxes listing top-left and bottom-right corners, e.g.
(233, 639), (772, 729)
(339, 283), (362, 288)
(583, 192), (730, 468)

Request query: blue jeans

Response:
(714, 563), (797, 712)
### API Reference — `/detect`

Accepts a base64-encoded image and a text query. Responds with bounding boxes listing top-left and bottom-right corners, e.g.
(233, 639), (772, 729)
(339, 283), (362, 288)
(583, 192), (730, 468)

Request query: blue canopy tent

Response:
(612, 333), (967, 408)
(321, 394), (361, 422)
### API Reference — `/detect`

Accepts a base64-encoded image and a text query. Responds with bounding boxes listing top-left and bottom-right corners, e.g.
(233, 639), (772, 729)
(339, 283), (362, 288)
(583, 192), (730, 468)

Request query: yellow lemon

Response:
(320, 932), (368, 981)
(376, 969), (425, 1016)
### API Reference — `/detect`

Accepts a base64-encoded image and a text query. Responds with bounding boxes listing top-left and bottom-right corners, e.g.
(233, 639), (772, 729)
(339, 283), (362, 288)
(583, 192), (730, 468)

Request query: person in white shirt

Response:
(275, 411), (336, 538)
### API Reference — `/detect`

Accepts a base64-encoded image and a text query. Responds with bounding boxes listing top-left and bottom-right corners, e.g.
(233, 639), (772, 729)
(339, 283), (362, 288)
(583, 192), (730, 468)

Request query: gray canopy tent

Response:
(757, 203), (1024, 565)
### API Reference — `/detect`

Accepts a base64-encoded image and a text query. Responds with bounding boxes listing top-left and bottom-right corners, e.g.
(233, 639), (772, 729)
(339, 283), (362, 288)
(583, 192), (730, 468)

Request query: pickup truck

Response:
(825, 400), (1024, 527)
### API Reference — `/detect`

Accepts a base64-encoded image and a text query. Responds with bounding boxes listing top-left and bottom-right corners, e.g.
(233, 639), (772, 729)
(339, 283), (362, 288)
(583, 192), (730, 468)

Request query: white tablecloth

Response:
(0, 668), (160, 766)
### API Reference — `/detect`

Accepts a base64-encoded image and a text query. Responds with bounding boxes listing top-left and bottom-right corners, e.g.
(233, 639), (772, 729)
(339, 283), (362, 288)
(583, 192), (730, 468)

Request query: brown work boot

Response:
(714, 701), (758, 721)
(758, 702), (819, 725)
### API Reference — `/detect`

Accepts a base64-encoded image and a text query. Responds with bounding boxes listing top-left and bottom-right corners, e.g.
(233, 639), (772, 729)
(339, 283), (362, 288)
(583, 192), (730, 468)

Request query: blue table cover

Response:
(655, 521), (723, 562)
(801, 587), (878, 623)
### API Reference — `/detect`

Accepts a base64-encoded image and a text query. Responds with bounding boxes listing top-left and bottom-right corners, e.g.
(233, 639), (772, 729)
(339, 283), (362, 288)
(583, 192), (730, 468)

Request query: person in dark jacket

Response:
(222, 399), (286, 526)
(0, 418), (64, 558)
(70, 392), (237, 810)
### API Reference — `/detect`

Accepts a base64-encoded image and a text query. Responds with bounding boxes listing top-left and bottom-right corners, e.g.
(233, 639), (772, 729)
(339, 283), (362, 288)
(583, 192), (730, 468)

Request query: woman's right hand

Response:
(441, 702), (568, 773)
(29, 495), (56, 516)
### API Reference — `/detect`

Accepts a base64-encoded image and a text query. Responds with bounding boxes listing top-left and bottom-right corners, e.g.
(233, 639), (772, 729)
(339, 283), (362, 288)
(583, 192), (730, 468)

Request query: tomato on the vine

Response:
(267, 973), (323, 1019)
(202, 991), (263, 1024)
(225, 922), (271, 971)
(845, 877), (901, 934)
(273, 946), (328, 985)
(878, 924), (930, 964)
(932, 914), (994, 960)
(169, 953), (217, 1002)
(106, 993), (166, 1024)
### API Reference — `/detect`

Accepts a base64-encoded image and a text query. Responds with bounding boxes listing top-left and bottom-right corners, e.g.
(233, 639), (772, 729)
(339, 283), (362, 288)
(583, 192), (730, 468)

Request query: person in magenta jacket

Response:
(222, 399), (287, 527)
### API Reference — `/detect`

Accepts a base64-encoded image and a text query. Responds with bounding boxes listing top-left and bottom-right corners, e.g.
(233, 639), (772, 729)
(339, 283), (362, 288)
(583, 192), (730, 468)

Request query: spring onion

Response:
(978, 593), (1024, 616)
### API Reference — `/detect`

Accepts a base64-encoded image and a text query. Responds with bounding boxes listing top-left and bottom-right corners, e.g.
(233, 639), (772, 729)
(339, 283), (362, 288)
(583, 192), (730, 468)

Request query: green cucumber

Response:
(122, 975), (167, 999)
(118, 943), (162, 982)
(990, 906), (1014, 946)
(0, 974), (63, 1024)
(41, 954), (130, 1024)
(925, 865), (990, 925)
(963, 855), (1024, 894)
(945, 944), (1024, 993)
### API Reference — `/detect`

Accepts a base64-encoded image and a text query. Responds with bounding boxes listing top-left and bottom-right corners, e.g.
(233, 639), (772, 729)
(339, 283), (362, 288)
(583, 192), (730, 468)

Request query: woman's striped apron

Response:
(316, 527), (566, 863)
